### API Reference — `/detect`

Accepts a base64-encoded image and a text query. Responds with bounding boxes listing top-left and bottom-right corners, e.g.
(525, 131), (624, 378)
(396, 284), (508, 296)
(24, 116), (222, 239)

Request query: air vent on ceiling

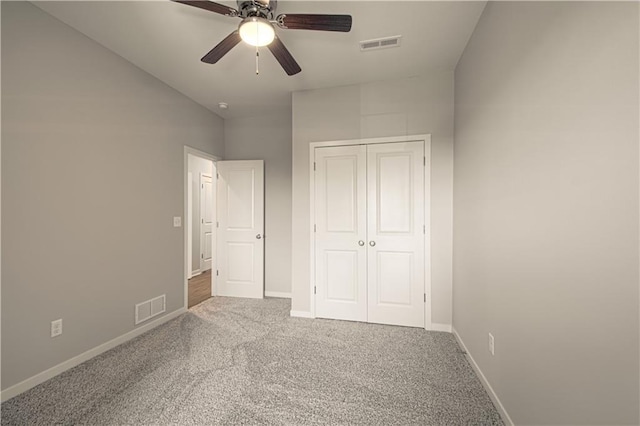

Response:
(360, 35), (402, 52)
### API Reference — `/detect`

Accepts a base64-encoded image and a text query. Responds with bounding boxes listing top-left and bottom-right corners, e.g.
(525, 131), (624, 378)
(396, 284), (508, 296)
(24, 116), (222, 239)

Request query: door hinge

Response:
(202, 219), (204, 224)
(314, 286), (317, 295)
(314, 224), (317, 232)
(216, 270), (219, 276)
(423, 225), (426, 234)
(201, 254), (204, 259)
(216, 173), (219, 179)
(423, 156), (426, 166)
(313, 162), (316, 171)
(216, 221), (219, 228)
(424, 293), (427, 303)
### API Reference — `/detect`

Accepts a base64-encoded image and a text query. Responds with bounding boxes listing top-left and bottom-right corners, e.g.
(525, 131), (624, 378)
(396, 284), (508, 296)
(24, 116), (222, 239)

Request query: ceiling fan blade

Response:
(276, 14), (352, 32)
(172, 0), (239, 17)
(267, 36), (301, 76)
(201, 31), (242, 64)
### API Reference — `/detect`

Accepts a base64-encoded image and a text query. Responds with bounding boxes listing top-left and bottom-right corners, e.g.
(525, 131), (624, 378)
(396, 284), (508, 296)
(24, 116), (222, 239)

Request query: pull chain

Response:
(255, 45), (259, 75)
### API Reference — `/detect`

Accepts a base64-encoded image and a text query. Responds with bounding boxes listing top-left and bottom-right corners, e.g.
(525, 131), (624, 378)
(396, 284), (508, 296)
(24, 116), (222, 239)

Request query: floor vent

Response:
(135, 294), (166, 325)
(360, 35), (402, 51)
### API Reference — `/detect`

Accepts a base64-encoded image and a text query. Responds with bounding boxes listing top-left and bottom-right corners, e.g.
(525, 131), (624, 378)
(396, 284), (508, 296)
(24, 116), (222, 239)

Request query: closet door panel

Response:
(367, 142), (425, 327)
(315, 145), (367, 322)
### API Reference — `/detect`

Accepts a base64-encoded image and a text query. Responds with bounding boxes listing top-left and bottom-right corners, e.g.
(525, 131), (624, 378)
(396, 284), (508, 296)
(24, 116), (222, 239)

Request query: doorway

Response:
(183, 147), (266, 310)
(185, 148), (218, 309)
(310, 135), (432, 329)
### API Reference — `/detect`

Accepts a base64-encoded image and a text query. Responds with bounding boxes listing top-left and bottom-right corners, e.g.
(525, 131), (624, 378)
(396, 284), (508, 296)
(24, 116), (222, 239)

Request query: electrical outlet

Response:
(488, 333), (495, 355)
(51, 319), (63, 338)
(173, 216), (182, 227)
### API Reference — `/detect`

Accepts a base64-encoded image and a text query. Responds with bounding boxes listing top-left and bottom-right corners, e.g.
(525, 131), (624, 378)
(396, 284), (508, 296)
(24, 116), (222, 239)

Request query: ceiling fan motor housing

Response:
(237, 0), (276, 19)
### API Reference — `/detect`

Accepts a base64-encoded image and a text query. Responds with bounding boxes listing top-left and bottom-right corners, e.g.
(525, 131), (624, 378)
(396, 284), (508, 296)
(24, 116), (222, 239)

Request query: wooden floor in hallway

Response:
(188, 270), (212, 308)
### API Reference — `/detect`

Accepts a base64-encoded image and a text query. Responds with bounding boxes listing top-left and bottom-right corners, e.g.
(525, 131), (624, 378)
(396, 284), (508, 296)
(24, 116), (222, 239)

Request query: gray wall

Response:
(453, 2), (639, 424)
(291, 73), (454, 326)
(1, 2), (224, 390)
(187, 155), (214, 274)
(224, 111), (293, 295)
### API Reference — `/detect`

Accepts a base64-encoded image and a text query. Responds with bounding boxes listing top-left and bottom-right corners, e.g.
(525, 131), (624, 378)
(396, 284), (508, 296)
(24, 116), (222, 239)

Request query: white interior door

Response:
(314, 141), (425, 328)
(200, 173), (214, 272)
(366, 142), (425, 327)
(216, 160), (264, 299)
(315, 145), (367, 321)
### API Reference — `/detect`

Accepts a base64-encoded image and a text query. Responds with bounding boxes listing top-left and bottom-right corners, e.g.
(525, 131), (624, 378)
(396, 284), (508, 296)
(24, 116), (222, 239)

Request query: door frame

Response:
(308, 134), (432, 330)
(187, 171), (194, 279)
(199, 172), (214, 273)
(184, 146), (220, 310)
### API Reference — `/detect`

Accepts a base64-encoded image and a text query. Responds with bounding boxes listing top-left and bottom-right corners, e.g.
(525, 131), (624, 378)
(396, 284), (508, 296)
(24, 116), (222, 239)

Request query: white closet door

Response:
(315, 145), (368, 321)
(366, 142), (425, 327)
(216, 160), (264, 299)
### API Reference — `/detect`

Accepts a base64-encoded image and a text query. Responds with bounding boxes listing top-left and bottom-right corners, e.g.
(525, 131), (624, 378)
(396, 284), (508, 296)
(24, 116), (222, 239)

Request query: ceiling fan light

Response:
(239, 17), (275, 47)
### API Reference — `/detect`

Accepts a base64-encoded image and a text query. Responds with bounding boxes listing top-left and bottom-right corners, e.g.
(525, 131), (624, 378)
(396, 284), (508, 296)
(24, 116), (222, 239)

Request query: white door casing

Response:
(200, 173), (214, 272)
(366, 141), (425, 327)
(187, 171), (193, 278)
(314, 145), (368, 322)
(313, 140), (426, 328)
(216, 160), (264, 299)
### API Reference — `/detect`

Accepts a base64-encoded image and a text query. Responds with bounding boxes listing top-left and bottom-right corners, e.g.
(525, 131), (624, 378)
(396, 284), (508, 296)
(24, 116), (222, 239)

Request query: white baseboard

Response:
(430, 322), (452, 332)
(290, 310), (314, 318)
(265, 291), (292, 299)
(452, 327), (514, 426)
(189, 269), (201, 279)
(1, 307), (187, 403)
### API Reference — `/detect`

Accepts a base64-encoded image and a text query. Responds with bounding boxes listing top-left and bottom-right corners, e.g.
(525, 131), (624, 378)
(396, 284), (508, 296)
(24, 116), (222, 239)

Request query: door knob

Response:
(358, 240), (365, 246)
(256, 234), (262, 239)
(369, 241), (376, 247)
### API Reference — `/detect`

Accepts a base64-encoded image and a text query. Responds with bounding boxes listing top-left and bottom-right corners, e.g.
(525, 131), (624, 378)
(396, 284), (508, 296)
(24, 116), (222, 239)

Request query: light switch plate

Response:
(51, 319), (63, 337)
(488, 333), (495, 356)
(173, 217), (182, 227)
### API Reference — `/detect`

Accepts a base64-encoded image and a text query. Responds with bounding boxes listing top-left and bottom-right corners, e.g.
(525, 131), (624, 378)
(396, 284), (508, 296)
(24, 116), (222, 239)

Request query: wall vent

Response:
(135, 294), (166, 325)
(360, 35), (402, 51)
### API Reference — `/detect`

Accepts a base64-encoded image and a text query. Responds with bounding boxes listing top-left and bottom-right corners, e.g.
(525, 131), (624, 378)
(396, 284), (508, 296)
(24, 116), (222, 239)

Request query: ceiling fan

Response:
(172, 0), (352, 76)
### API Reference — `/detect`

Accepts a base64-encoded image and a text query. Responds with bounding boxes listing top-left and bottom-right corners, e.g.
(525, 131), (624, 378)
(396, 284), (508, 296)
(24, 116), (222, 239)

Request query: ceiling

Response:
(34, 1), (487, 119)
